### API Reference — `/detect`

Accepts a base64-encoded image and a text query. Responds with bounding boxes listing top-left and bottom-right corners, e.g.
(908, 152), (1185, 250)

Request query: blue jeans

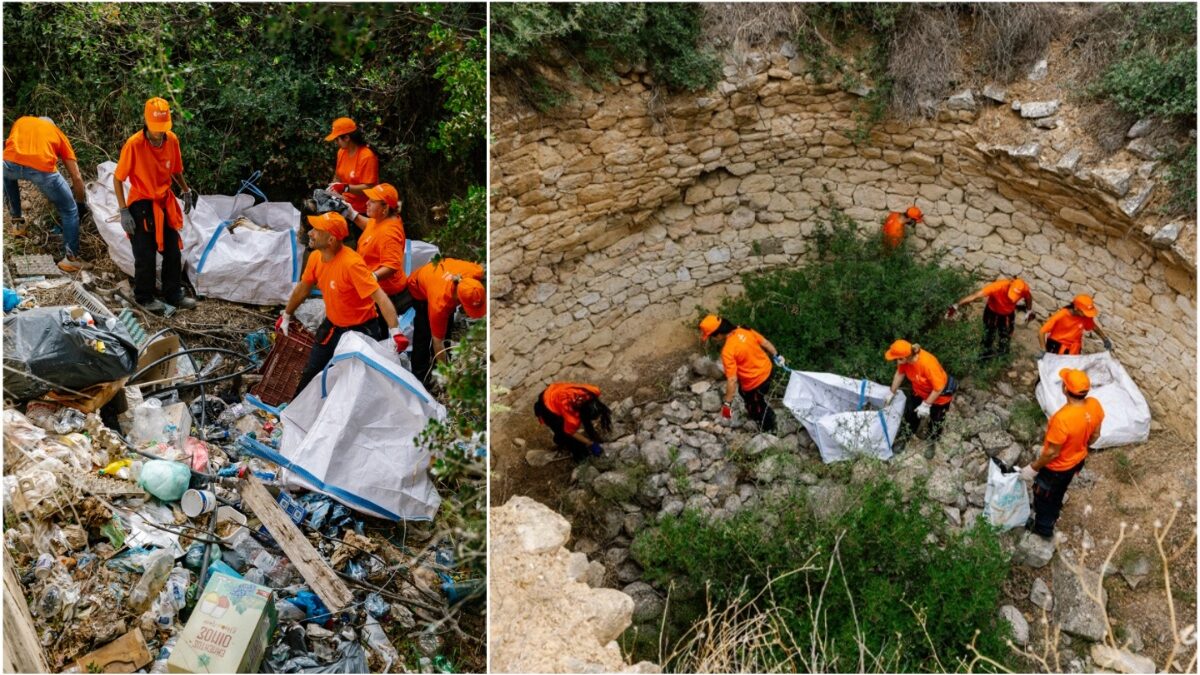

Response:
(3, 160), (80, 256)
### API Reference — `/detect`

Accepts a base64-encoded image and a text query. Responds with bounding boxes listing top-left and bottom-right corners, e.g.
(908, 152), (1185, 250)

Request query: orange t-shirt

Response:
(334, 146), (379, 213)
(980, 279), (1032, 316)
(301, 247), (381, 328)
(356, 215), (407, 295)
(1039, 308), (1095, 353)
(542, 382), (602, 435)
(882, 212), (905, 248)
(898, 350), (952, 405)
(1043, 398), (1105, 471)
(3, 117), (76, 173)
(114, 130), (183, 205)
(408, 258), (485, 341)
(721, 328), (773, 391)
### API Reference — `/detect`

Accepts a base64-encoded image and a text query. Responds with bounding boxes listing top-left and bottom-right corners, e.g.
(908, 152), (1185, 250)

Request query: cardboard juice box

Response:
(168, 572), (277, 673)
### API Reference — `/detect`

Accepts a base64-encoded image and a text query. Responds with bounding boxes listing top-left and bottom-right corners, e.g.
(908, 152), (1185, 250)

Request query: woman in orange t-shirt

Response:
(534, 382), (612, 460)
(340, 182), (410, 313)
(323, 117), (379, 218)
(885, 339), (957, 458)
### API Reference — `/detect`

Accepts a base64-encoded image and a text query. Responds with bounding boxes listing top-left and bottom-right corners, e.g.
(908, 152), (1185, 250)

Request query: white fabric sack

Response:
(1036, 351), (1150, 448)
(184, 194), (302, 305)
(86, 161), (184, 277)
(405, 240), (440, 277)
(279, 332), (444, 520)
(983, 459), (1029, 531)
(782, 370), (906, 463)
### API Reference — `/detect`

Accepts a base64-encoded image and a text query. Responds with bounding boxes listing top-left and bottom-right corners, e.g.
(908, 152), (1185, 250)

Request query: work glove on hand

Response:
(915, 401), (932, 418)
(339, 202), (359, 224)
(772, 354), (786, 368)
(720, 403), (732, 420)
(590, 442), (603, 457)
(1024, 310), (1036, 324)
(389, 326), (409, 353)
(1019, 465), (1037, 482)
(276, 311), (291, 337)
(328, 182), (348, 194)
(181, 190), (197, 214)
(119, 208), (136, 236)
(1102, 337), (1113, 351)
(945, 304), (959, 319)
(884, 391), (896, 407)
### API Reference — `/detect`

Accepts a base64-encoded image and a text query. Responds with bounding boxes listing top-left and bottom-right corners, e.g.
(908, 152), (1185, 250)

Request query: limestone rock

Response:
(1030, 577), (1053, 611)
(623, 582), (665, 623)
(640, 440), (672, 471)
(1027, 58), (1048, 82)
(1120, 182), (1155, 218)
(1090, 645), (1156, 674)
(1008, 142), (1041, 159)
(1119, 555), (1151, 590)
(999, 605), (1030, 646)
(927, 466), (962, 505)
(1053, 557), (1109, 642)
(1127, 117), (1154, 138)
(982, 83), (1007, 103)
(1126, 137), (1163, 160)
(1151, 222), (1182, 248)
(527, 449), (560, 467)
(594, 472), (636, 501)
(692, 355), (725, 379)
(1020, 100), (1059, 118)
(1056, 149), (1083, 173)
(745, 433), (781, 456)
(978, 430), (1015, 453)
(1091, 168), (1133, 197)
(946, 90), (976, 111)
(1032, 117), (1058, 130)
(1014, 532), (1056, 568)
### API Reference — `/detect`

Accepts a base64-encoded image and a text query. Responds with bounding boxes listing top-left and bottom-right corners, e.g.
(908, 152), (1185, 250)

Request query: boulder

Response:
(1027, 59), (1048, 81)
(593, 472), (637, 501)
(1151, 222), (1182, 248)
(1020, 100), (1059, 118)
(1014, 531), (1056, 568)
(982, 84), (1007, 103)
(1127, 117), (1154, 138)
(640, 440), (672, 471)
(623, 582), (666, 623)
(999, 605), (1030, 646)
(927, 466), (962, 505)
(691, 355), (725, 379)
(1090, 645), (1156, 674)
(745, 433), (781, 456)
(1030, 577), (1053, 611)
(946, 90), (976, 111)
(1053, 557), (1109, 642)
(979, 430), (1015, 453)
(1091, 168), (1133, 197)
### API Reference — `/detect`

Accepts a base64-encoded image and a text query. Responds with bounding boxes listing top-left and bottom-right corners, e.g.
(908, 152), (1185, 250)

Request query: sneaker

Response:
(141, 299), (168, 315)
(172, 296), (198, 310)
(56, 257), (93, 273)
(9, 217), (27, 237)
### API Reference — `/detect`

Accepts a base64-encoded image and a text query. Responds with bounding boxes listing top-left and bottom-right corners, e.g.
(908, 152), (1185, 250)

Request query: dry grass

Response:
(699, 4), (812, 51)
(970, 3), (1067, 82)
(885, 6), (964, 118)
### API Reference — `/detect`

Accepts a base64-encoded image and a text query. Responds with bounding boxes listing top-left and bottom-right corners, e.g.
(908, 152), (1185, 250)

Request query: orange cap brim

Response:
(324, 130), (341, 142)
(146, 118), (172, 133)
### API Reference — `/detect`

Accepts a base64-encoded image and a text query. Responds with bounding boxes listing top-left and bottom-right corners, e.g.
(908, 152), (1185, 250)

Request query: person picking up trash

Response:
(3, 115), (90, 272)
(278, 212), (405, 394)
(407, 257), (487, 384)
(947, 277), (1034, 359)
(1038, 294), (1113, 355)
(338, 182), (411, 313)
(1018, 368), (1104, 539)
(534, 382), (613, 461)
(113, 97), (199, 313)
(882, 205), (923, 249)
(324, 117), (379, 221)
(884, 340), (956, 458)
(699, 314), (786, 432)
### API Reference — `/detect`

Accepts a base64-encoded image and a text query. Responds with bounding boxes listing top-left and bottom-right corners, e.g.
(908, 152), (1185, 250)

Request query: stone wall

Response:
(490, 44), (1197, 437)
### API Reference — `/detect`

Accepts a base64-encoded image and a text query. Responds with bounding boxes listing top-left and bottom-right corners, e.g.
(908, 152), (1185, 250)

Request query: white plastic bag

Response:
(983, 459), (1030, 531)
(782, 370), (906, 463)
(1036, 351), (1150, 448)
(184, 195), (302, 305)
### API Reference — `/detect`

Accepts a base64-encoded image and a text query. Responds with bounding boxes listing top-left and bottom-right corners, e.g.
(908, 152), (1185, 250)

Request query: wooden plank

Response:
(4, 554), (50, 673)
(61, 628), (152, 673)
(238, 475), (354, 612)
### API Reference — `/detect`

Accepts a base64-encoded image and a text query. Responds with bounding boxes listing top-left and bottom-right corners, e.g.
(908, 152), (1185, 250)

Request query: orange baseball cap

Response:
(306, 212), (349, 240)
(1008, 278), (1029, 302)
(699, 314), (721, 340)
(905, 206), (924, 222)
(457, 278), (486, 319)
(325, 117), (357, 142)
(1059, 368), (1090, 395)
(1073, 294), (1098, 318)
(885, 339), (914, 361)
(363, 183), (399, 209)
(144, 97), (172, 133)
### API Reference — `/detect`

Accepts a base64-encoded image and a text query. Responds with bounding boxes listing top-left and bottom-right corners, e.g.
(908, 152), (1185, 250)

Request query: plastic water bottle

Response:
(129, 549), (173, 612)
(149, 636), (177, 673)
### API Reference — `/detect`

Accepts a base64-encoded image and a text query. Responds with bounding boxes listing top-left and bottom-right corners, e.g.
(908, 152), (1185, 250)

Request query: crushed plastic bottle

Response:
(149, 635), (178, 674)
(364, 617), (401, 672)
(128, 549), (173, 612)
(52, 408), (87, 434)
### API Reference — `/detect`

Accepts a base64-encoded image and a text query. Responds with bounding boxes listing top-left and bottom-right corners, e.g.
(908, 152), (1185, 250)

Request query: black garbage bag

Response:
(3, 306), (139, 401)
(302, 189), (346, 216)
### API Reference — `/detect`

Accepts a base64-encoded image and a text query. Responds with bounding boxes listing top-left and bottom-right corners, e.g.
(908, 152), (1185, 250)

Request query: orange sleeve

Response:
(358, 150), (379, 185)
(1039, 309), (1063, 335)
(170, 135), (183, 174)
(721, 345), (738, 382)
(114, 137), (135, 182)
(429, 298), (453, 342)
(301, 252), (319, 285)
(1044, 413), (1068, 448)
(979, 280), (1007, 297)
(379, 226), (406, 272)
(55, 128), (76, 162)
(927, 360), (947, 392)
(346, 258), (382, 300)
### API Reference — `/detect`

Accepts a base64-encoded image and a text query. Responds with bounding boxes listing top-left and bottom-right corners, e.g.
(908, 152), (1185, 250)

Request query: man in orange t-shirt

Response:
(885, 339), (957, 457)
(339, 182), (410, 313)
(1038, 294), (1113, 355)
(278, 212), (402, 395)
(407, 258), (486, 384)
(3, 116), (90, 271)
(324, 117), (379, 217)
(534, 382), (612, 460)
(699, 314), (786, 432)
(1018, 368), (1104, 538)
(882, 205), (923, 249)
(949, 277), (1034, 358)
(113, 98), (198, 313)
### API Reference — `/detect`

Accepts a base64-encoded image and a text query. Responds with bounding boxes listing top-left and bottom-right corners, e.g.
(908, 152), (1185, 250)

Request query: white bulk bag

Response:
(86, 161), (185, 277)
(782, 370), (906, 463)
(983, 459), (1029, 531)
(1036, 352), (1150, 448)
(277, 332), (444, 520)
(185, 194), (302, 305)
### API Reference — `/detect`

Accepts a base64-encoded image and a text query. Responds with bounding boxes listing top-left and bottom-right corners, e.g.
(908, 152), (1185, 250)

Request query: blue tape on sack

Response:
(318, 349), (431, 404)
(195, 222), (229, 274)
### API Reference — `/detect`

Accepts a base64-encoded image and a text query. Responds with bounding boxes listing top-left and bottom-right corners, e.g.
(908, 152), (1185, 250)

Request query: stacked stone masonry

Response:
(491, 45), (1197, 438)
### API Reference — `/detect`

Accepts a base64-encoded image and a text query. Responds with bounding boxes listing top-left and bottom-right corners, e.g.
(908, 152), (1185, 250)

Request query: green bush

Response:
(715, 211), (995, 387)
(1088, 4), (1197, 120)
(491, 3), (719, 104)
(632, 477), (1012, 672)
(3, 3), (485, 250)
(1162, 142), (1197, 217)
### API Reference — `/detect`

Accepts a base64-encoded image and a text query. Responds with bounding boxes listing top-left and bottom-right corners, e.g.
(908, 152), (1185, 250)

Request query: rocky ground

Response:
(507, 331), (1196, 673)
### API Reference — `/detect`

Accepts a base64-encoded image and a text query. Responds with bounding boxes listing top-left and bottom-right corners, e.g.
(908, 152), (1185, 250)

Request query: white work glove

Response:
(181, 189), (197, 214)
(338, 201), (359, 224)
(276, 311), (291, 337)
(1024, 310), (1036, 324)
(772, 354), (786, 368)
(1019, 465), (1037, 482)
(884, 391), (896, 407)
(119, 208), (136, 235)
(915, 401), (932, 418)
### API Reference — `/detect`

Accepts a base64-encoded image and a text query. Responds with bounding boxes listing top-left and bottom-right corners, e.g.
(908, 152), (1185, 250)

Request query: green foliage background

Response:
(3, 2), (485, 257)
(632, 478), (1013, 672)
